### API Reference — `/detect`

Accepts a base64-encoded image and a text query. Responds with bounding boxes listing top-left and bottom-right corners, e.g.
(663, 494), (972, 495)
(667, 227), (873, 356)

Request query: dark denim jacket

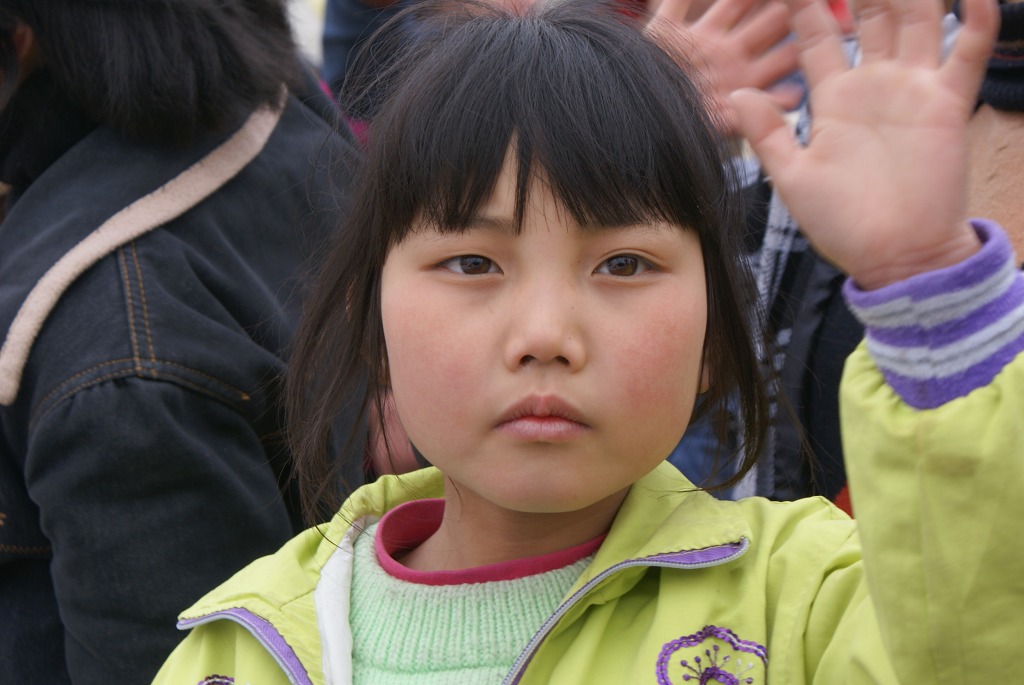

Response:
(0, 88), (362, 683)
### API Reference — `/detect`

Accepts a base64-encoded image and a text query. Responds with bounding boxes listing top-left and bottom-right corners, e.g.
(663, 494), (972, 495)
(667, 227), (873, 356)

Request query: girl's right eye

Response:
(438, 255), (501, 275)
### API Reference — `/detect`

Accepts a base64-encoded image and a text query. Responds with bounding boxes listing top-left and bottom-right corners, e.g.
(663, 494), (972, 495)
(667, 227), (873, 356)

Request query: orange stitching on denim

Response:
(0, 543), (51, 555)
(117, 249), (142, 372)
(156, 361), (250, 398)
(37, 371), (238, 428)
(31, 369), (140, 432)
(129, 242), (157, 368)
(34, 359), (137, 412)
(30, 363), (253, 432)
(34, 359), (251, 418)
(139, 371), (240, 400)
(0, 515), (50, 555)
(49, 369), (155, 409)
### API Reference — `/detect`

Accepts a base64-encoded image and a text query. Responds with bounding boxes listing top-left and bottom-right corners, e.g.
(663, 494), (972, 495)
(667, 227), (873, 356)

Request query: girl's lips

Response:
(495, 396), (590, 442)
(496, 415), (590, 442)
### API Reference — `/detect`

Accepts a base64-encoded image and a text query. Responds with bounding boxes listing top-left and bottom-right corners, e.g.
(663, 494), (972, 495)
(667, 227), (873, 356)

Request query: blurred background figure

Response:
(0, 1), (362, 682)
(290, 0), (329, 65)
(966, 0), (1024, 254)
(322, 0), (408, 100)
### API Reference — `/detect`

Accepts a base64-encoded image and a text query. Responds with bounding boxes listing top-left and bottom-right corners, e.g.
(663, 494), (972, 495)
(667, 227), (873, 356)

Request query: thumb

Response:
(730, 88), (799, 178)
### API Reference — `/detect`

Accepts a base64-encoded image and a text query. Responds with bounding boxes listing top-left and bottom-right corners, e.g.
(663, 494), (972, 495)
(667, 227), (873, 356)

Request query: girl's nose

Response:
(502, 286), (587, 372)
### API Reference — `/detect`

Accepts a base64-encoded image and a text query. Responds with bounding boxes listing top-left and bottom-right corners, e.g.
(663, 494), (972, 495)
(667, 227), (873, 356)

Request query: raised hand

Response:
(651, 0), (802, 131)
(731, 0), (999, 289)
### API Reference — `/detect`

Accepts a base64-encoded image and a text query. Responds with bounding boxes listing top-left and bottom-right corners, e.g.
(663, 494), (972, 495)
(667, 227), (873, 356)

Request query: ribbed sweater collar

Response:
(374, 499), (605, 585)
(349, 518), (593, 683)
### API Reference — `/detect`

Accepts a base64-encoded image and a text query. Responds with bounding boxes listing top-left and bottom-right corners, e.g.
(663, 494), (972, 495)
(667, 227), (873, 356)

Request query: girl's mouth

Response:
(495, 396), (590, 442)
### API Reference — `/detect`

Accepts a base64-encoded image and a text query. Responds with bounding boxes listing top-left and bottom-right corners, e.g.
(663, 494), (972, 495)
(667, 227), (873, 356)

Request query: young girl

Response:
(154, 0), (1021, 682)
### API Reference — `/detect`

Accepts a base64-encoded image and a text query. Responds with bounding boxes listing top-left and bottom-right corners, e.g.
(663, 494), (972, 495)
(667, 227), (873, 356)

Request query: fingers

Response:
(786, 0), (848, 90)
(734, 0), (794, 56)
(730, 88), (799, 175)
(747, 40), (801, 89)
(856, 0), (898, 64)
(653, 0), (697, 24)
(893, 0), (944, 67)
(765, 79), (806, 111)
(941, 0), (999, 105)
(854, 0), (943, 66)
(859, 0), (996, 102)
(699, 0), (769, 31)
(790, 0), (987, 85)
(710, 0), (800, 89)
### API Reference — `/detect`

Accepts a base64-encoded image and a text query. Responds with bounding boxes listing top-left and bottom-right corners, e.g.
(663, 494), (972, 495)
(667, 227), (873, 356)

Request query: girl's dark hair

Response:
(288, 0), (770, 522)
(1, 0), (302, 145)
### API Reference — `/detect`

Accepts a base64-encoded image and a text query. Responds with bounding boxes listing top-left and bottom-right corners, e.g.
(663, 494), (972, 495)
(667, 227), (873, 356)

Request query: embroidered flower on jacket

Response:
(655, 625), (767, 684)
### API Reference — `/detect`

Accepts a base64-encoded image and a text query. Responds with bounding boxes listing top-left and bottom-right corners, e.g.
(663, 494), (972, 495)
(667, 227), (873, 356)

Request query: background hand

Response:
(651, 0), (802, 132)
(731, 0), (999, 288)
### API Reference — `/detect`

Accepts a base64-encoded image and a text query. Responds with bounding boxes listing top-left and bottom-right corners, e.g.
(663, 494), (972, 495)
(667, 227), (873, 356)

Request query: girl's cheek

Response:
(594, 309), (705, 462)
(618, 301), (707, 411)
(630, 343), (701, 409)
(383, 293), (480, 414)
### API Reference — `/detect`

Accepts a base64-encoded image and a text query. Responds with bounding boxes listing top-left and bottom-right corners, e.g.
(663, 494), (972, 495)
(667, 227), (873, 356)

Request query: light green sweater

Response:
(349, 522), (592, 684)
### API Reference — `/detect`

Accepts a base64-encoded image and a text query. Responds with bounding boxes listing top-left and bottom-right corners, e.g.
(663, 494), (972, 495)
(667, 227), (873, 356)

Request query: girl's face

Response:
(381, 154), (708, 521)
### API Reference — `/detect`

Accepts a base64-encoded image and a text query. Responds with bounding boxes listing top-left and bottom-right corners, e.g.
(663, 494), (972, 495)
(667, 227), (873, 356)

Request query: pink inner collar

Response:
(374, 499), (606, 586)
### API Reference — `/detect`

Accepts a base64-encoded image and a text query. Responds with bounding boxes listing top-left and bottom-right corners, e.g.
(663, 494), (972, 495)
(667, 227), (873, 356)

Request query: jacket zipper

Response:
(500, 538), (750, 685)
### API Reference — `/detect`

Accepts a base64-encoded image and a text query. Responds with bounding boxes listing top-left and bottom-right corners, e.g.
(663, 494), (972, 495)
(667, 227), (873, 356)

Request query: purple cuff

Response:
(843, 219), (1024, 409)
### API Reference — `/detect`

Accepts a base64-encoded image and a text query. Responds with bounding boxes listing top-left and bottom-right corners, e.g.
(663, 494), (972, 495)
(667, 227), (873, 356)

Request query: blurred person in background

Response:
(0, 0), (362, 682)
(966, 0), (1024, 252)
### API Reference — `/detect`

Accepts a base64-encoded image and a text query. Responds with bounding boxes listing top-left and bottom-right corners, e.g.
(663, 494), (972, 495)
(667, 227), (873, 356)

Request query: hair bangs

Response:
(356, 0), (732, 245)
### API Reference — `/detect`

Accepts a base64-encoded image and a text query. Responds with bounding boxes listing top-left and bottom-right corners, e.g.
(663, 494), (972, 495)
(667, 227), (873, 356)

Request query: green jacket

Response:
(152, 340), (1024, 685)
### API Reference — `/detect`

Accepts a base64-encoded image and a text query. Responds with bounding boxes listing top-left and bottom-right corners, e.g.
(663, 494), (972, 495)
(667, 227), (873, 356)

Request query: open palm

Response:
(733, 0), (999, 288)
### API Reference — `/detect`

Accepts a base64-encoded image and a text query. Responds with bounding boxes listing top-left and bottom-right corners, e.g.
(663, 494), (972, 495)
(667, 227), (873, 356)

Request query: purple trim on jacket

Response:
(178, 609), (312, 685)
(502, 539), (750, 685)
(844, 220), (1024, 409)
(644, 542), (747, 566)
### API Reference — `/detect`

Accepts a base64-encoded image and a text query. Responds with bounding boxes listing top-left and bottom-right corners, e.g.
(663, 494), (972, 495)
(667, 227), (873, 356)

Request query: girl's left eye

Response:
(595, 254), (654, 277)
(439, 255), (501, 275)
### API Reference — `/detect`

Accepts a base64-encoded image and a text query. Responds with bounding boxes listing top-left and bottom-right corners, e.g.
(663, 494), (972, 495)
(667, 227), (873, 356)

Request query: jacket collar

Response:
(183, 463), (752, 617)
(330, 463), (751, 578)
(176, 463), (752, 685)
(582, 462), (750, 582)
